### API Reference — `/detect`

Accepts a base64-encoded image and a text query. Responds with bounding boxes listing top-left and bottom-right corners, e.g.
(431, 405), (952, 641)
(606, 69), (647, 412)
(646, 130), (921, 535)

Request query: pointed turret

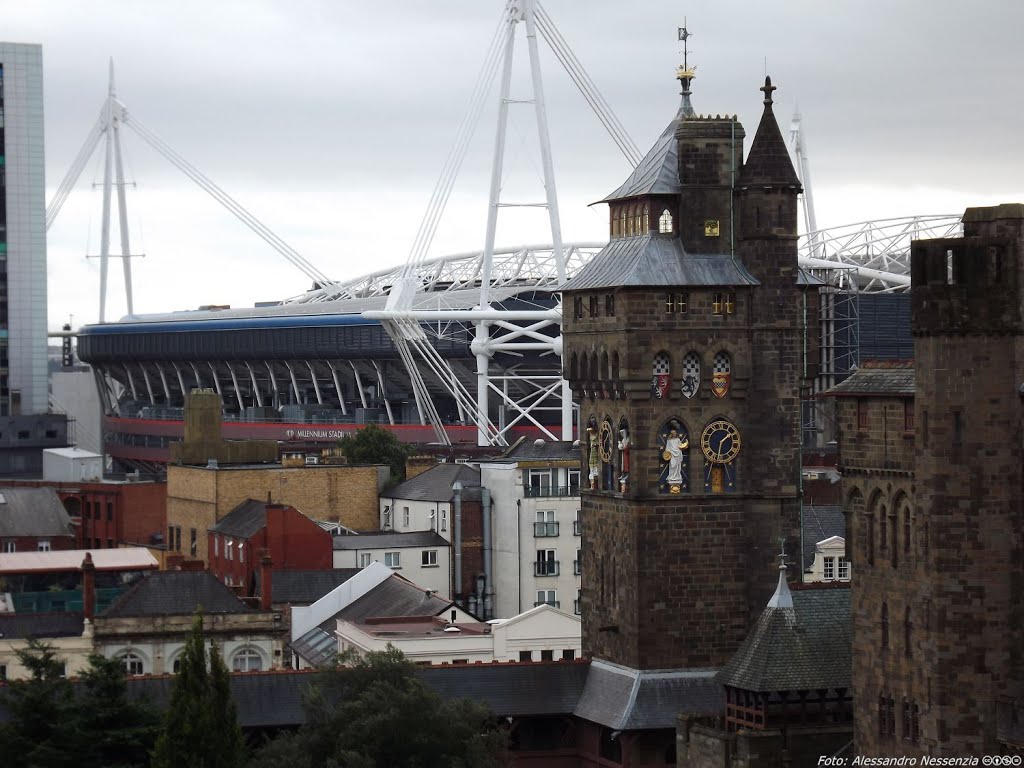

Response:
(738, 76), (801, 190)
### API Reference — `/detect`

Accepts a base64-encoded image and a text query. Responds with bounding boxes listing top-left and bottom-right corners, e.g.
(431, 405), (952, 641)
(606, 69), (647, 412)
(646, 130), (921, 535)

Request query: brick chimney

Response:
(81, 552), (96, 620)
(260, 553), (273, 611)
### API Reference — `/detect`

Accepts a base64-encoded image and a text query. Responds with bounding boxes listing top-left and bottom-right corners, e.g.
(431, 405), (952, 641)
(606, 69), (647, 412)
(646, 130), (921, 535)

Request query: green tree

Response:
(74, 653), (160, 768)
(0, 640), (74, 768)
(152, 612), (246, 768)
(248, 645), (507, 768)
(336, 423), (416, 483)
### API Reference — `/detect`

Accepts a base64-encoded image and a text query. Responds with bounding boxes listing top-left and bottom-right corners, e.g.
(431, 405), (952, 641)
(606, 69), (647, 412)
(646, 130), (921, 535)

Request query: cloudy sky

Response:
(3, 0), (1022, 331)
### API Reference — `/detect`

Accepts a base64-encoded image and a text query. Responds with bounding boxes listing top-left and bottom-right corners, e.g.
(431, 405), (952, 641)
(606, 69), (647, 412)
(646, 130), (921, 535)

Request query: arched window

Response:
(119, 651), (145, 676)
(611, 351), (620, 380)
(600, 351), (610, 380)
(904, 607), (912, 659)
(659, 209), (673, 234)
(232, 647), (264, 672)
(641, 206), (649, 232)
(881, 603), (889, 649)
(569, 352), (578, 380)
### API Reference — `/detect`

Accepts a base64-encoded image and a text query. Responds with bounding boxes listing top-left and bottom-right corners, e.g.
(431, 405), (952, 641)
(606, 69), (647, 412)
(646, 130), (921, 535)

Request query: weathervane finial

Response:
(676, 19), (696, 116)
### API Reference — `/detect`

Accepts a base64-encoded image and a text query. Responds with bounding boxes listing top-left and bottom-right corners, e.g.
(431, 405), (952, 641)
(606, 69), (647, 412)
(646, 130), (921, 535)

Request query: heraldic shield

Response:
(651, 352), (670, 399)
(681, 351), (700, 399)
(712, 351), (731, 398)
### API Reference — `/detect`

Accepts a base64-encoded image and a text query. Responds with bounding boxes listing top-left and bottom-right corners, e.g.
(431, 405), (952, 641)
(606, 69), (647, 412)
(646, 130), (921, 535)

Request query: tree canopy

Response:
(248, 646), (507, 768)
(337, 423), (416, 483)
(152, 612), (246, 768)
(0, 642), (159, 768)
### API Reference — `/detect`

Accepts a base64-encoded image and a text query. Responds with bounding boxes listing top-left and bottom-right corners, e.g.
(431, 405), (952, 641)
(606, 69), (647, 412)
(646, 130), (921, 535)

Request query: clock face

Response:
(700, 420), (741, 464)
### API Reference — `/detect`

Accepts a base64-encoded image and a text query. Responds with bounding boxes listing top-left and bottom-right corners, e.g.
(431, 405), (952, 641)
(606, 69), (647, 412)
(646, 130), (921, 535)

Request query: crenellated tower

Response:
(561, 70), (811, 671)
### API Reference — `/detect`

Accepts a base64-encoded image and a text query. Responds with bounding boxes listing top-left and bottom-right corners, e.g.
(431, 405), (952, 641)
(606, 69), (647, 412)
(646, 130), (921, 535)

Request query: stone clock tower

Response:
(561, 74), (813, 670)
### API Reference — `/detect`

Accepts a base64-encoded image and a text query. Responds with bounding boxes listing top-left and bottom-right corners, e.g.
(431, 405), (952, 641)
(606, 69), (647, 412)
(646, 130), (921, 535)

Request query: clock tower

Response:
(562, 72), (812, 670)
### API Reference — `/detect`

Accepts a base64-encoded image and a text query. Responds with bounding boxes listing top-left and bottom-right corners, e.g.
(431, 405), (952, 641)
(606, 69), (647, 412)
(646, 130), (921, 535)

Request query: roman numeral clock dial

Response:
(700, 420), (741, 464)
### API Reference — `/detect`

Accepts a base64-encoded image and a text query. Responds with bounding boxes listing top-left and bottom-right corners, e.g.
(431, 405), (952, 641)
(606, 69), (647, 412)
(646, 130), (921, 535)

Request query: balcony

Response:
(534, 560), (560, 577)
(524, 485), (580, 499)
(573, 520), (582, 536)
(535, 600), (560, 609)
(533, 521), (559, 537)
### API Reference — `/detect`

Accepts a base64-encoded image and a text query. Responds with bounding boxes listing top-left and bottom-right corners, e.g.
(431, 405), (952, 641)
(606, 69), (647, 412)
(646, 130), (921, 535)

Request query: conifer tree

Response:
(152, 612), (246, 768)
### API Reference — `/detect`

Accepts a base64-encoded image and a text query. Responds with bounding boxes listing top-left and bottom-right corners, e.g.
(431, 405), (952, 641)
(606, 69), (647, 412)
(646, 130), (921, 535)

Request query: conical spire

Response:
(739, 76), (801, 188)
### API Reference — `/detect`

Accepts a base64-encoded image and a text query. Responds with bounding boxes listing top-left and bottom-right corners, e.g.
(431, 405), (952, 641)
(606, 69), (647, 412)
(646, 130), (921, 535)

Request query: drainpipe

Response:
(452, 481), (464, 602)
(482, 487), (493, 619)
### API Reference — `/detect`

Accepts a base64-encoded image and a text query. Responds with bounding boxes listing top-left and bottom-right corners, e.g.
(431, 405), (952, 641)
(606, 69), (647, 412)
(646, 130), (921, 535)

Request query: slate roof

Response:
(802, 505), (846, 573)
(717, 576), (851, 692)
(385, 463), (481, 503)
(209, 498), (268, 537)
(573, 660), (722, 730)
(0, 487), (75, 539)
(502, 437), (580, 462)
(0, 612), (85, 639)
(421, 662), (590, 716)
(101, 570), (253, 617)
(561, 235), (761, 292)
(338, 575), (452, 624)
(598, 100), (687, 203)
(825, 360), (915, 397)
(333, 530), (449, 551)
(271, 569), (360, 605)
(737, 79), (801, 189)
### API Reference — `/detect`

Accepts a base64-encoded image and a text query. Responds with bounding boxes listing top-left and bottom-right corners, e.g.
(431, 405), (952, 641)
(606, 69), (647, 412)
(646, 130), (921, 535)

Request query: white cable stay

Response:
(534, 3), (642, 168)
(46, 115), (105, 230)
(118, 108), (334, 289)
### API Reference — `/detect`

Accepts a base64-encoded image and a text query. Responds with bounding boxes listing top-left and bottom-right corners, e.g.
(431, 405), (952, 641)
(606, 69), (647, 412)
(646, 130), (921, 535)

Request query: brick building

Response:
(208, 500), (334, 595)
(0, 486), (76, 553)
(560, 70), (814, 764)
(834, 204), (1024, 755)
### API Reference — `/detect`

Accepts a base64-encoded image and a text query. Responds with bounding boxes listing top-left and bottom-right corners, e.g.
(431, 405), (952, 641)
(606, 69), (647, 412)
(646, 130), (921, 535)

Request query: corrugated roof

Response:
(272, 569), (361, 605)
(102, 571), (253, 617)
(825, 361), (915, 396)
(561, 235), (760, 292)
(802, 505), (846, 572)
(599, 101), (687, 203)
(0, 487), (75, 539)
(385, 464), (480, 502)
(573, 660), (722, 730)
(717, 584), (851, 692)
(333, 530), (449, 551)
(0, 548), (158, 574)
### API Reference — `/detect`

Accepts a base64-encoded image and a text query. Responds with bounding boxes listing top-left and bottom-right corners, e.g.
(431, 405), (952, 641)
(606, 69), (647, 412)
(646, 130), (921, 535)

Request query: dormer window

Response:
(659, 209), (674, 234)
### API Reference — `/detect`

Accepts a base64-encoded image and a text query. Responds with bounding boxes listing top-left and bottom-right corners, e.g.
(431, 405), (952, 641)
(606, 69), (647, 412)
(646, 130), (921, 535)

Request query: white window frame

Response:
(823, 555), (836, 580)
(231, 647), (263, 672)
(119, 651), (145, 676)
(37, 539), (51, 552)
(384, 551), (401, 569)
(421, 550), (438, 567)
(536, 589), (557, 608)
(838, 558), (851, 580)
(535, 549), (558, 577)
(403, 507), (410, 528)
(2, 540), (15, 553)
(534, 510), (558, 537)
(359, 552), (372, 568)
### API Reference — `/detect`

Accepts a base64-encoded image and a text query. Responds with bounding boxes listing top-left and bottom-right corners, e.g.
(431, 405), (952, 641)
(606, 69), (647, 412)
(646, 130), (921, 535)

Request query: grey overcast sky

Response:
(2, 0), (1022, 331)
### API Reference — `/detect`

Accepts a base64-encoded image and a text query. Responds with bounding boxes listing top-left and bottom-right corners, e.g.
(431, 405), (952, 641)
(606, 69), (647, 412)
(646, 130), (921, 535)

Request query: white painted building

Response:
(805, 535), (851, 583)
(480, 439), (582, 619)
(337, 602), (581, 665)
(333, 530), (451, 598)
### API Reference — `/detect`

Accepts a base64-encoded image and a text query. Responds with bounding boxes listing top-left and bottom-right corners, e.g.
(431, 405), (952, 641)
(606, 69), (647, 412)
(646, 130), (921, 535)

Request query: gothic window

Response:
(889, 507), (898, 568)
(712, 292), (735, 314)
(611, 351), (620, 380)
(711, 351), (731, 398)
(681, 351), (700, 399)
(600, 351), (610, 381)
(641, 206), (649, 232)
(651, 352), (671, 399)
(881, 602), (889, 649)
(903, 399), (914, 432)
(605, 294), (615, 317)
(880, 505), (888, 553)
(904, 607), (912, 659)
(903, 501), (912, 557)
(569, 352), (578, 380)
(573, 296), (583, 319)
(659, 209), (673, 234)
(611, 212), (620, 237)
(657, 419), (689, 494)
(589, 295), (599, 317)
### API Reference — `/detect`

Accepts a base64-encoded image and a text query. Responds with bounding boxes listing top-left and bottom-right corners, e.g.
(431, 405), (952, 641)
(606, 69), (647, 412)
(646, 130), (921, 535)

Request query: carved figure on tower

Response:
(586, 423), (600, 490)
(659, 421), (688, 494)
(617, 426), (631, 493)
